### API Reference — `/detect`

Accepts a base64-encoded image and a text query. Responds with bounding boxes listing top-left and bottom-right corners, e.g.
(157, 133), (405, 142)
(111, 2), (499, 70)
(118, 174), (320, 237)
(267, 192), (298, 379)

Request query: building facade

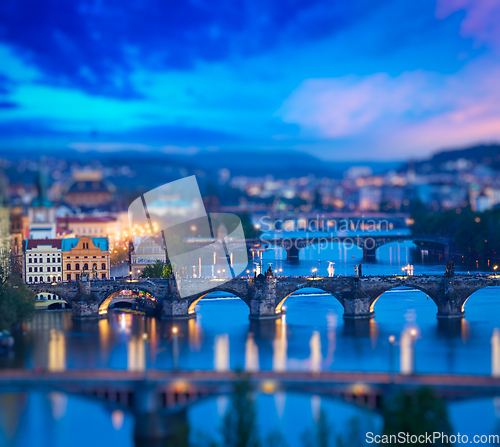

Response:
(24, 239), (62, 284)
(62, 237), (110, 281)
(131, 235), (166, 277)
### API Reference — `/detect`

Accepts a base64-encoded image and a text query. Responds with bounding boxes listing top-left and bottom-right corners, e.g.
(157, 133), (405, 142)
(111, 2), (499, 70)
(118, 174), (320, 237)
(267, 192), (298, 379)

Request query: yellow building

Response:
(62, 237), (110, 281)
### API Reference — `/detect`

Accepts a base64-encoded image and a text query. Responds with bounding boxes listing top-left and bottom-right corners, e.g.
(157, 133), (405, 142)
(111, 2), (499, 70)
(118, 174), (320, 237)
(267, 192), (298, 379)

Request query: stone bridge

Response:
(28, 274), (500, 321)
(245, 234), (453, 259)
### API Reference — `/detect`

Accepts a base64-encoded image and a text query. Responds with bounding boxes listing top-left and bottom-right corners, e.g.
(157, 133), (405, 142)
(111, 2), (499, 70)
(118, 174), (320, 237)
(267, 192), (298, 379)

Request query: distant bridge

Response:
(0, 369), (499, 443)
(27, 274), (500, 321)
(244, 234), (453, 259)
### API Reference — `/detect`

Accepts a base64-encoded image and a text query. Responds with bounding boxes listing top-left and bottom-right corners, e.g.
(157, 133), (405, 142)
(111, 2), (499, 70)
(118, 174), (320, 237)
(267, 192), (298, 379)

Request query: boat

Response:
(0, 330), (14, 352)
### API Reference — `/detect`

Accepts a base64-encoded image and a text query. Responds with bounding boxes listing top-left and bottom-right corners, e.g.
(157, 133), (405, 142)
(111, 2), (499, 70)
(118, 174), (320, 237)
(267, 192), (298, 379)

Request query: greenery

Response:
(0, 273), (35, 330)
(410, 199), (500, 257)
(140, 259), (173, 278)
(238, 213), (262, 240)
(382, 387), (453, 446)
(221, 376), (260, 447)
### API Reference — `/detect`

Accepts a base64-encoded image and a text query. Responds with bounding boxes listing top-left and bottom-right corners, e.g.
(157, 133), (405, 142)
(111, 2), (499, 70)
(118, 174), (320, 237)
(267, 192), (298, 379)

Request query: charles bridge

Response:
(28, 273), (500, 321)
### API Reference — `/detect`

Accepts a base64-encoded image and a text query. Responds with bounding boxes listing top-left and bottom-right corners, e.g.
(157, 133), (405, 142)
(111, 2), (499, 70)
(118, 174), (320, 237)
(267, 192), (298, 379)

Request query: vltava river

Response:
(1, 242), (500, 446)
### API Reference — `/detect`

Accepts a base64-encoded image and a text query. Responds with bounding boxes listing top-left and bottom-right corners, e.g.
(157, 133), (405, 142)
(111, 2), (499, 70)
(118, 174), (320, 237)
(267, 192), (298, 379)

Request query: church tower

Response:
(28, 162), (56, 239)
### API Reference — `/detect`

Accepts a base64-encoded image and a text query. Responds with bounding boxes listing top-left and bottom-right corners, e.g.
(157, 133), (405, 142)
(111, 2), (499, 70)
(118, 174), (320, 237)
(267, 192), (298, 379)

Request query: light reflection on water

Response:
(2, 246), (500, 446)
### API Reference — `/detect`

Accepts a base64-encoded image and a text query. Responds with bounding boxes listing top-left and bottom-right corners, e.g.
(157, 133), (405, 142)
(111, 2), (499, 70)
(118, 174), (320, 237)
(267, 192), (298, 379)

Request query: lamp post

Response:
(312, 268), (317, 278)
(494, 265), (498, 278)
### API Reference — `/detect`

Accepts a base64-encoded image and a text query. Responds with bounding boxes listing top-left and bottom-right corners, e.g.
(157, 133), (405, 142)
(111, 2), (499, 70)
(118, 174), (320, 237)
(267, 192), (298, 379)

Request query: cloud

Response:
(436, 0), (500, 49)
(277, 59), (500, 157)
(0, 0), (381, 98)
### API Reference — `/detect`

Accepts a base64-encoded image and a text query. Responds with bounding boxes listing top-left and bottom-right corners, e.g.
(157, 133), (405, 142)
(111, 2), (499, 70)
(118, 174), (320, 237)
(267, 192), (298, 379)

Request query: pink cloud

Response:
(436, 0), (500, 49)
(277, 60), (500, 158)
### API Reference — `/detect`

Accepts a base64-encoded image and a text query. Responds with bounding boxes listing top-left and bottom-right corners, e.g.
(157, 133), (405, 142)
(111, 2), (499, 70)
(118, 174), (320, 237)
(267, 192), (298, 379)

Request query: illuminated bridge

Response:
(0, 369), (499, 443)
(28, 274), (500, 321)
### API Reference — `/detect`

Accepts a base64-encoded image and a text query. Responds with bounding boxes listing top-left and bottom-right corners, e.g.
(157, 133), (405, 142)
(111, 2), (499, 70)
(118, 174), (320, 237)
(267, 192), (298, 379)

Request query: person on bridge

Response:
(354, 265), (358, 276)
(359, 263), (363, 277)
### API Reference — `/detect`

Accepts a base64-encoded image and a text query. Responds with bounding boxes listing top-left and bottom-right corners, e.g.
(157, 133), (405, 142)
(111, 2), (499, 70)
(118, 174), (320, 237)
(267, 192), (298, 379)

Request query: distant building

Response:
(56, 215), (119, 238)
(28, 165), (56, 239)
(62, 237), (110, 281)
(63, 170), (115, 208)
(10, 206), (29, 278)
(24, 239), (62, 284)
(131, 235), (166, 277)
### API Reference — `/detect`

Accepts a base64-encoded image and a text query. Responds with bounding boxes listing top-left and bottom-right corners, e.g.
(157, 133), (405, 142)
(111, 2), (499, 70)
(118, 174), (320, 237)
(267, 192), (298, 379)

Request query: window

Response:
(57, 276), (61, 281)
(84, 263), (89, 271)
(52, 267), (56, 272)
(39, 267), (43, 272)
(66, 263), (71, 271)
(58, 267), (61, 272)
(52, 258), (55, 263)
(34, 258), (37, 263)
(101, 263), (106, 270)
(29, 258), (32, 263)
(47, 258), (50, 263)
(34, 267), (38, 272)
(75, 273), (80, 281)
(102, 273), (106, 279)
(75, 263), (80, 270)
(93, 263), (97, 270)
(66, 274), (71, 281)
(34, 277), (37, 283)
(29, 267), (32, 272)
(29, 277), (32, 282)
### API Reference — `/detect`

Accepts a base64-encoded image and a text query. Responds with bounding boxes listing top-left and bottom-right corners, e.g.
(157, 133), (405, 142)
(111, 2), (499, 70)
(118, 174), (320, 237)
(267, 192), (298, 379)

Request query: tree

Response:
(0, 275), (35, 330)
(222, 376), (260, 447)
(382, 387), (453, 446)
(140, 259), (172, 279)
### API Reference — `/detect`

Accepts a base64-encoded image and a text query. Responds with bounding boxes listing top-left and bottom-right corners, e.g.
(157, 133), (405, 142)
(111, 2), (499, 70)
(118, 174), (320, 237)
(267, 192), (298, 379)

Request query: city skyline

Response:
(1, 0), (500, 160)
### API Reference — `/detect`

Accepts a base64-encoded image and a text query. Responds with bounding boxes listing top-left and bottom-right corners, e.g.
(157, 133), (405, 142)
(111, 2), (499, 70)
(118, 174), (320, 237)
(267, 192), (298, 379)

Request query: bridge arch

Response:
(368, 283), (439, 313)
(274, 281), (346, 314)
(99, 287), (160, 315)
(188, 287), (250, 315)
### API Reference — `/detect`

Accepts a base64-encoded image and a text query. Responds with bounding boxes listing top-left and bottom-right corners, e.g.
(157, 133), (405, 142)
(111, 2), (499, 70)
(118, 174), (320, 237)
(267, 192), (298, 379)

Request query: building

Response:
(28, 165), (56, 239)
(56, 215), (119, 238)
(62, 237), (110, 281)
(63, 170), (115, 208)
(24, 239), (62, 284)
(10, 205), (29, 278)
(131, 235), (166, 277)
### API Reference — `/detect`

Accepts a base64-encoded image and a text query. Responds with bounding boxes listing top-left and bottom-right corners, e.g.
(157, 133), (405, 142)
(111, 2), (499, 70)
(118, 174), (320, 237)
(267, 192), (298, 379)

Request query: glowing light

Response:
(172, 326), (178, 335)
(389, 335), (395, 344)
(262, 380), (277, 394)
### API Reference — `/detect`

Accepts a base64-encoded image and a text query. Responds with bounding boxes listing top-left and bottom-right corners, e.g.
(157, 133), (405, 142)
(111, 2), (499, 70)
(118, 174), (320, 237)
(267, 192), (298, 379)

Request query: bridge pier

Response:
(342, 290), (374, 320)
(133, 384), (188, 446)
(285, 246), (300, 260)
(362, 247), (377, 260)
(71, 280), (100, 319)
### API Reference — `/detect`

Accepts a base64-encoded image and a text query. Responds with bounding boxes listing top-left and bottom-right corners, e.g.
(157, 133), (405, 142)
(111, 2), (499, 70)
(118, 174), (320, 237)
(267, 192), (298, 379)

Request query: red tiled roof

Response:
(25, 239), (62, 249)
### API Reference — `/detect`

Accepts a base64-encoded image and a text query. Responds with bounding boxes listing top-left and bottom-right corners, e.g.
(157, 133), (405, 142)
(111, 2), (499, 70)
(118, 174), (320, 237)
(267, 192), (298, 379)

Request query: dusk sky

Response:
(1, 0), (500, 160)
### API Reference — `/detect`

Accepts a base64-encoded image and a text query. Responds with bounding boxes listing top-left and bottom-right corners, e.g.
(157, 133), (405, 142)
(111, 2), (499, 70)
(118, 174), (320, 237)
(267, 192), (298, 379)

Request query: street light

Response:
(494, 265), (498, 278)
(311, 268), (317, 278)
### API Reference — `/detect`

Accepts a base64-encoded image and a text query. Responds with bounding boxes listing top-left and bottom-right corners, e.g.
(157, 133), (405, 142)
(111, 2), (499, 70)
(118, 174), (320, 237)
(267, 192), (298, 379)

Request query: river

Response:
(1, 241), (500, 446)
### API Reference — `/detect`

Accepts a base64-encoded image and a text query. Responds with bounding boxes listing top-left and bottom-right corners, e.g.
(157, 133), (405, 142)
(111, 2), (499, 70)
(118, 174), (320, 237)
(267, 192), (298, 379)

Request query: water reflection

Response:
(492, 328), (500, 377)
(245, 332), (260, 372)
(272, 316), (287, 372)
(48, 329), (66, 372)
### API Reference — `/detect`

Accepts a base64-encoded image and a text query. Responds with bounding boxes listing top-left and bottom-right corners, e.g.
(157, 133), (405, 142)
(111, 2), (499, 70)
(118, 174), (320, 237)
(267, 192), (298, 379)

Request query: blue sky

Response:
(0, 0), (499, 160)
